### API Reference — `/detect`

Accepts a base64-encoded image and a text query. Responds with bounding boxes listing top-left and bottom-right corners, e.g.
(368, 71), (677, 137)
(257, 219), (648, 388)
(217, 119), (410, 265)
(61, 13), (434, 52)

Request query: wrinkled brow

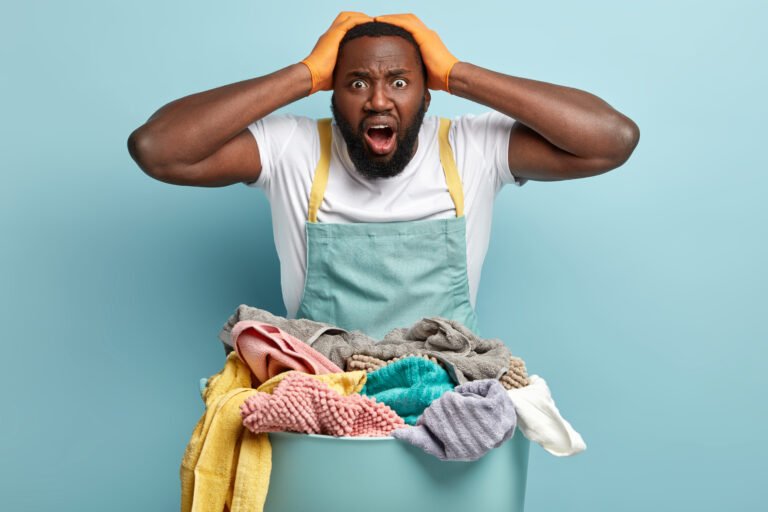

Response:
(345, 68), (412, 78)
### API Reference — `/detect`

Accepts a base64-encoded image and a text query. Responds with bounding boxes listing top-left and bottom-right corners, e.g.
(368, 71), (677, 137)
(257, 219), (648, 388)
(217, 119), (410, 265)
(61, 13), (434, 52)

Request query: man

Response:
(128, 12), (639, 338)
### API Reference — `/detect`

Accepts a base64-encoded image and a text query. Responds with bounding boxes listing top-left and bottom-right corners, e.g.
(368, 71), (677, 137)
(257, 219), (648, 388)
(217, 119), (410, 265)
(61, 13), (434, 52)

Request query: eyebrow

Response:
(346, 68), (412, 78)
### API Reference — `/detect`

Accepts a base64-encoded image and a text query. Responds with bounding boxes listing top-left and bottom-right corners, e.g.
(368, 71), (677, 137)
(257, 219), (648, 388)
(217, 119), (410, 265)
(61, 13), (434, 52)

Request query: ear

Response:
(424, 89), (431, 111)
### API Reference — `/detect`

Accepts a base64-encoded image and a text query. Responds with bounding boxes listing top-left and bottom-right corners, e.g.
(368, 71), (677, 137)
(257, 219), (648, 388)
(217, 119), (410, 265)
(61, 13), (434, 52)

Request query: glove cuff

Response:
(300, 59), (321, 95)
(444, 59), (459, 94)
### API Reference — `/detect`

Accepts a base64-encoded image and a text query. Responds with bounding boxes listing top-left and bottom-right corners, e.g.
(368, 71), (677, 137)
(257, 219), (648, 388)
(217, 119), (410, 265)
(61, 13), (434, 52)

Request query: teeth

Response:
(370, 125), (388, 129)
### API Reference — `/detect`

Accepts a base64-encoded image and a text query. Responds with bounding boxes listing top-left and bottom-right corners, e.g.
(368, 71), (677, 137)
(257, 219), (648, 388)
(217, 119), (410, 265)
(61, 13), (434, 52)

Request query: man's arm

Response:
(376, 14), (640, 182)
(449, 64), (640, 181)
(127, 64), (311, 187)
(127, 12), (372, 187)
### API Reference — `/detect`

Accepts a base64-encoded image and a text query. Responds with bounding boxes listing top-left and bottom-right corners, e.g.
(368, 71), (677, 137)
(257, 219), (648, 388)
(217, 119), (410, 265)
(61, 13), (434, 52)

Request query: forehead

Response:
(336, 36), (421, 75)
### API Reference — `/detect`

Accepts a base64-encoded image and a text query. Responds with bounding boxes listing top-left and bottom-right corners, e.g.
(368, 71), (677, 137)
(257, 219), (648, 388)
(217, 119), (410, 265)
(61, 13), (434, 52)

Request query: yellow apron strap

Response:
(309, 118), (463, 220)
(438, 118), (465, 218)
(307, 118), (333, 223)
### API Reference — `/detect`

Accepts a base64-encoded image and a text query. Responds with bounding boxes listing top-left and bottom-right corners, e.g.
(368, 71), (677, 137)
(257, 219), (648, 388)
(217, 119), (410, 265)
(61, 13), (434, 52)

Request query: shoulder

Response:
(449, 111), (516, 141)
(246, 114), (324, 190)
(248, 113), (319, 144)
(249, 114), (321, 169)
(447, 111), (520, 188)
(449, 111), (515, 166)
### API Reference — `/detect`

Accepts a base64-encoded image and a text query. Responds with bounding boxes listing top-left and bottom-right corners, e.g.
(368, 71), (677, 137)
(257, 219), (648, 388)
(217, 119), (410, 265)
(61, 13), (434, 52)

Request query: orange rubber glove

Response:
(375, 13), (459, 92)
(301, 11), (374, 94)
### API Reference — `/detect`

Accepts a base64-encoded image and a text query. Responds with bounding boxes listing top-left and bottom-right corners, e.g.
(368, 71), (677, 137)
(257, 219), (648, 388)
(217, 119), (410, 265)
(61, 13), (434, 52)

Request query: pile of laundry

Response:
(180, 305), (586, 512)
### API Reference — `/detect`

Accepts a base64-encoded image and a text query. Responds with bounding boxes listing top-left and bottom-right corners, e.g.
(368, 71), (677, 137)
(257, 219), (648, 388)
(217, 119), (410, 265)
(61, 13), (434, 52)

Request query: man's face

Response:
(332, 35), (430, 179)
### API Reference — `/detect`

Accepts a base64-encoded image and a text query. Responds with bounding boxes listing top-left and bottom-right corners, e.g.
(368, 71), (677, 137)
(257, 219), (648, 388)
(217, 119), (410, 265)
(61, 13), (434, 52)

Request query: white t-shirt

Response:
(246, 112), (522, 319)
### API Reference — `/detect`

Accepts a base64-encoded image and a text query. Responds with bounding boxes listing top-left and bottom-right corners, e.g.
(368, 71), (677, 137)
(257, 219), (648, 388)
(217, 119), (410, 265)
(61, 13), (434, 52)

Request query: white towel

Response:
(507, 375), (586, 456)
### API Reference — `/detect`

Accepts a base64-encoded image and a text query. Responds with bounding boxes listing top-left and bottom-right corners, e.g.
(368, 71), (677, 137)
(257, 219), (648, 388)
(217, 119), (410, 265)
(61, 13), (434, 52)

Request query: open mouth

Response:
(363, 125), (396, 156)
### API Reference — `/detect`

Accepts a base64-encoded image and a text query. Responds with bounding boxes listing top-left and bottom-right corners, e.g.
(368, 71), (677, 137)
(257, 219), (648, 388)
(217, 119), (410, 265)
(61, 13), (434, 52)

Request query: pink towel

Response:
(232, 321), (343, 385)
(241, 372), (405, 437)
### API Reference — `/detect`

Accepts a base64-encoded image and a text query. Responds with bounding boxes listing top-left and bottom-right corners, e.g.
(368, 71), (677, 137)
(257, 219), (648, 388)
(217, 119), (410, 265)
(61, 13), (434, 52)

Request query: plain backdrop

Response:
(2, 1), (766, 511)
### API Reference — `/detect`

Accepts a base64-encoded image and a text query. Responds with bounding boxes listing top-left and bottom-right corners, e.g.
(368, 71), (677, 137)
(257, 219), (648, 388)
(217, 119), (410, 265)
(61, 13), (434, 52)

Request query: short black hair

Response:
(337, 21), (427, 80)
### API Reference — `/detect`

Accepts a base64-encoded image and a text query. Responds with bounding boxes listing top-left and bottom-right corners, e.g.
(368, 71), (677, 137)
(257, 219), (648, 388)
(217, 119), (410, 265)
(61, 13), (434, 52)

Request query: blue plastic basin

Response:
(264, 430), (530, 512)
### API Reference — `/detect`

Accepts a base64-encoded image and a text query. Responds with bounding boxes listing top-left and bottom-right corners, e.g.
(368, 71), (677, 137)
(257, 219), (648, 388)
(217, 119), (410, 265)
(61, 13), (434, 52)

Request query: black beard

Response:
(331, 95), (426, 180)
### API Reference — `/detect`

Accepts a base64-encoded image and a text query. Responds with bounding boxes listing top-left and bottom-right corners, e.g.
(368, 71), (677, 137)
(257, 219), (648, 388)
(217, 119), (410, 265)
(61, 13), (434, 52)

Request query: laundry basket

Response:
(264, 430), (530, 512)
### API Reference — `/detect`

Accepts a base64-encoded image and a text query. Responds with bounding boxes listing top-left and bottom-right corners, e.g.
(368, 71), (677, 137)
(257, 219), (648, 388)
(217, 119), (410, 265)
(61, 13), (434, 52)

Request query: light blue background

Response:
(2, 1), (766, 510)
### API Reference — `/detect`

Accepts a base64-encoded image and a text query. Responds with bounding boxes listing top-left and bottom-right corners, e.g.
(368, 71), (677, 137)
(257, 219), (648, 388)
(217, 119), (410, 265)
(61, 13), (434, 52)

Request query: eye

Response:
(351, 80), (367, 89)
(392, 79), (407, 89)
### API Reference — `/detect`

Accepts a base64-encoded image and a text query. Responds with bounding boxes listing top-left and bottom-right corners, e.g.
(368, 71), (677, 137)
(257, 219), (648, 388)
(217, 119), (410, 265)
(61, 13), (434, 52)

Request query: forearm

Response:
(131, 63), (311, 168)
(449, 62), (638, 161)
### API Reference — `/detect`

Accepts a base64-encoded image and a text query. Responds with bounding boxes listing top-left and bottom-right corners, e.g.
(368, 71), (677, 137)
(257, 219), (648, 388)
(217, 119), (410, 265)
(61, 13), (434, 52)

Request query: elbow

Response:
(127, 127), (176, 181)
(578, 116), (640, 178)
(127, 126), (155, 176)
(608, 115), (640, 168)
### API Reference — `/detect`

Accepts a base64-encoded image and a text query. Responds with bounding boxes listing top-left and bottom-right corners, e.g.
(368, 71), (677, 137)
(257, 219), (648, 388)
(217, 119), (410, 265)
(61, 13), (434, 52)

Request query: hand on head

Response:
(302, 12), (458, 94)
(373, 14), (458, 92)
(302, 12), (374, 94)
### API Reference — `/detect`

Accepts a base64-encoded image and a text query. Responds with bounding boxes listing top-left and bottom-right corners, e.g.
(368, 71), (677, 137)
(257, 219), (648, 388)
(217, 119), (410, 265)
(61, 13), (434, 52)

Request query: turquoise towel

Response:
(361, 357), (454, 425)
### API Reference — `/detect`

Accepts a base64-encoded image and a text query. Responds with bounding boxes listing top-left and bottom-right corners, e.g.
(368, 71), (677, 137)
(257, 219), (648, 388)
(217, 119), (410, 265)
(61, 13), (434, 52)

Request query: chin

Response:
(366, 152), (397, 163)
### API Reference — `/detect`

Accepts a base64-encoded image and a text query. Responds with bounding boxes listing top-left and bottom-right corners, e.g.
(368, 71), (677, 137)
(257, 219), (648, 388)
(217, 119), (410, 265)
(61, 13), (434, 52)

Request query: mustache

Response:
(331, 95), (426, 180)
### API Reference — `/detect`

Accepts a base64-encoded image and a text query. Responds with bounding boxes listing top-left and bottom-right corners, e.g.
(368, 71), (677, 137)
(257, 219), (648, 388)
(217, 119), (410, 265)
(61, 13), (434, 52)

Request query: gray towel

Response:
(219, 305), (350, 347)
(219, 305), (513, 384)
(392, 379), (517, 461)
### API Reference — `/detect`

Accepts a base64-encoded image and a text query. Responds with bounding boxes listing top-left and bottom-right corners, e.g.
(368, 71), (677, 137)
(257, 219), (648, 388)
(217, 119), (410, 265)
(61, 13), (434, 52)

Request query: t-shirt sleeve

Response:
(244, 114), (314, 192)
(453, 111), (526, 189)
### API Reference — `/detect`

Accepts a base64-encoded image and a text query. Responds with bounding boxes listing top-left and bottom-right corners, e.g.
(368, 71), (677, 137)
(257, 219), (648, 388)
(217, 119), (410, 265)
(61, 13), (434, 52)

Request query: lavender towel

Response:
(392, 379), (517, 461)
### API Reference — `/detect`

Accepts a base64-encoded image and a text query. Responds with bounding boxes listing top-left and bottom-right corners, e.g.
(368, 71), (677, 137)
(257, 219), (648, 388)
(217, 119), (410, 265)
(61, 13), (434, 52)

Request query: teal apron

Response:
(295, 118), (480, 339)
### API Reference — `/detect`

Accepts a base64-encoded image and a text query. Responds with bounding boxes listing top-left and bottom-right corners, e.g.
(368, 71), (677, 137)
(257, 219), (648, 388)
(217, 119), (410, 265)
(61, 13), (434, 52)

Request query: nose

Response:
(364, 82), (394, 114)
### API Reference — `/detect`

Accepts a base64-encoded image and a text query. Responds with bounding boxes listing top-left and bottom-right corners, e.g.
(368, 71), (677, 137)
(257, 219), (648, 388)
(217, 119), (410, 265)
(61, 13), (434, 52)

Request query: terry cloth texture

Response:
(506, 375), (586, 457)
(350, 353), (529, 390)
(346, 353), (442, 372)
(257, 368), (368, 396)
(360, 357), (455, 425)
(232, 320), (342, 385)
(393, 379), (517, 461)
(180, 352), (368, 512)
(220, 305), (354, 351)
(500, 357), (530, 389)
(241, 372), (405, 437)
(220, 305), (513, 384)
(180, 352), (261, 512)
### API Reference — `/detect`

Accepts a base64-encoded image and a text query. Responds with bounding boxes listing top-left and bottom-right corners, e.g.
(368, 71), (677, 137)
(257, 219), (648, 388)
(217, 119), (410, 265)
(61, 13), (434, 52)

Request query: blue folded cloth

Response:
(361, 357), (454, 425)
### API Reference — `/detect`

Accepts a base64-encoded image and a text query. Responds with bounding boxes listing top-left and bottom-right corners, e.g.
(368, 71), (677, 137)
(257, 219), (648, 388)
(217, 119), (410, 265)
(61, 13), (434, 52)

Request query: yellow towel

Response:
(181, 352), (367, 512)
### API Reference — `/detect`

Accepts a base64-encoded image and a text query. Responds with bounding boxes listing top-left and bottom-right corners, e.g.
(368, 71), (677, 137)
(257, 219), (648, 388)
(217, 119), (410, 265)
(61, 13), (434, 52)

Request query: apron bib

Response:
(296, 118), (479, 339)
